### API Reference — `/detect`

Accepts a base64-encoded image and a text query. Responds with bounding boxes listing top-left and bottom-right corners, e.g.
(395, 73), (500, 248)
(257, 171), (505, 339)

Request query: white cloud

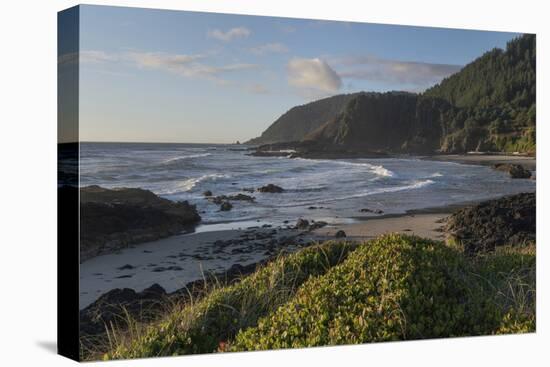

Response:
(76, 49), (258, 85)
(58, 50), (117, 66)
(334, 55), (462, 88)
(128, 51), (258, 81)
(250, 42), (289, 55)
(287, 57), (342, 96)
(207, 27), (251, 42)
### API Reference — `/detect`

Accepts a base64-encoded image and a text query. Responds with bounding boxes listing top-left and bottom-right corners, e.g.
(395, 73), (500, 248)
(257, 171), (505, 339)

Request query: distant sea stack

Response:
(248, 34), (535, 155)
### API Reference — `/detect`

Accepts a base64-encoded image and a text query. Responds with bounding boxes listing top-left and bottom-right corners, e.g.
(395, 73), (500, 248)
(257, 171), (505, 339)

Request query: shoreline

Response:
(79, 199), (474, 309)
(420, 153), (536, 171)
(79, 153), (536, 308)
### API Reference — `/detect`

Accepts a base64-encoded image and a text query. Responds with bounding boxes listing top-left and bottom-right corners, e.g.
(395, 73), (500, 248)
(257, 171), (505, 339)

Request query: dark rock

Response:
(79, 283), (167, 339)
(117, 264), (135, 270)
(445, 193), (535, 254)
(257, 184), (284, 193)
(220, 201), (233, 211)
(78, 186), (201, 262)
(295, 218), (310, 229)
(359, 208), (384, 214)
(335, 230), (347, 238)
(229, 194), (255, 202)
(115, 274), (133, 279)
(309, 221), (328, 230)
(209, 194), (255, 204)
(203, 190), (213, 197)
(493, 163), (532, 179)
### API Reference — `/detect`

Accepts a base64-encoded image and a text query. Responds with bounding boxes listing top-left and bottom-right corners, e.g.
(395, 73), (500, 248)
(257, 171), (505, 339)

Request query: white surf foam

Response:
(293, 157), (395, 177)
(160, 173), (229, 194)
(161, 153), (212, 164)
(323, 179), (435, 202)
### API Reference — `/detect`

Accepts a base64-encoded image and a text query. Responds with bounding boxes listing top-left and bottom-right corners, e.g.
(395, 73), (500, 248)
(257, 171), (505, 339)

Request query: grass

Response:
(97, 234), (535, 360)
(103, 240), (356, 359)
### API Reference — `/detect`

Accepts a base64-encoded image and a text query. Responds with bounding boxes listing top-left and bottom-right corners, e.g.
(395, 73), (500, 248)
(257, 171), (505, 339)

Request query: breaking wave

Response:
(161, 153), (212, 164)
(160, 173), (229, 194)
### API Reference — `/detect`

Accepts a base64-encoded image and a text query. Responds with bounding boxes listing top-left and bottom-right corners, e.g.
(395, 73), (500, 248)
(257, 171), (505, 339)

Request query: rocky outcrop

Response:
(257, 184), (284, 193)
(445, 193), (535, 254)
(208, 194), (255, 204)
(493, 163), (532, 179)
(80, 283), (168, 338)
(79, 186), (201, 262)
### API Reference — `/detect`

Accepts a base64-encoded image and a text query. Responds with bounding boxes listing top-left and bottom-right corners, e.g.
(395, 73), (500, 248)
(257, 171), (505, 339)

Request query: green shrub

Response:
(230, 235), (473, 350)
(105, 241), (356, 359)
(229, 235), (535, 351)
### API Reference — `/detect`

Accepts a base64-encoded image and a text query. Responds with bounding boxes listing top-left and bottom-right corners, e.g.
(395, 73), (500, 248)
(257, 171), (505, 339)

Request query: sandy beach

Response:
(79, 225), (322, 309)
(313, 212), (449, 242)
(80, 211), (453, 309)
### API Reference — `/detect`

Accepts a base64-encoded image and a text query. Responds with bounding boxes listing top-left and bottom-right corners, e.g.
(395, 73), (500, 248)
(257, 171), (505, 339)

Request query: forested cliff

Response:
(249, 34), (535, 154)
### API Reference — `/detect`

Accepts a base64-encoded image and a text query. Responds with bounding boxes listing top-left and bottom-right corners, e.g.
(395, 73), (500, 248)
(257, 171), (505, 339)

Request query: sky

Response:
(66, 5), (520, 143)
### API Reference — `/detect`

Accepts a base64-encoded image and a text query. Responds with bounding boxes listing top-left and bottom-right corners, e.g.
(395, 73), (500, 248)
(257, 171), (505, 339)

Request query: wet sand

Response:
(423, 154), (536, 171)
(79, 226), (320, 309)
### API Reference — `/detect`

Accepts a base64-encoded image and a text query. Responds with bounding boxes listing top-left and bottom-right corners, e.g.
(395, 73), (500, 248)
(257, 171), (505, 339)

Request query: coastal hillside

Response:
(304, 92), (453, 154)
(246, 93), (360, 145)
(425, 34), (535, 153)
(249, 34), (535, 154)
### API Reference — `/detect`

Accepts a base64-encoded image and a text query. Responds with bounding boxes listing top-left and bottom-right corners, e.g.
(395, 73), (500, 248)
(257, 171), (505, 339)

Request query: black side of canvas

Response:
(58, 5), (80, 361)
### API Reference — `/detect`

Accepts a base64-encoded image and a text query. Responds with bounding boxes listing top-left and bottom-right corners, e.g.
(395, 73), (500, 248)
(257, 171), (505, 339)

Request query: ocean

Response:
(79, 142), (536, 230)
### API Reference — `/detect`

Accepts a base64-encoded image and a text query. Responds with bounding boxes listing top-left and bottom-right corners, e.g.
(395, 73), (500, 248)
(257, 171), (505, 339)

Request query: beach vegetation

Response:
(99, 234), (535, 360)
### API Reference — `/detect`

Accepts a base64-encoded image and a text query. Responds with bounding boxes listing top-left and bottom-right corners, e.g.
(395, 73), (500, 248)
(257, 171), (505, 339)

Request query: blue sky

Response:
(74, 5), (520, 143)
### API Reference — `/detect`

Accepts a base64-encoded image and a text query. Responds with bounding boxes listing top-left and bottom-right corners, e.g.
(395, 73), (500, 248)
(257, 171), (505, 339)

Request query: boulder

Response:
(220, 201), (233, 211)
(295, 218), (310, 229)
(203, 190), (213, 197)
(257, 184), (284, 193)
(493, 163), (532, 179)
(335, 230), (347, 238)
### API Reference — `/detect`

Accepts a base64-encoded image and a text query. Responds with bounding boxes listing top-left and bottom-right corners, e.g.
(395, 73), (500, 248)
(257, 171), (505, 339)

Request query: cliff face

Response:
(305, 92), (452, 154)
(249, 34), (535, 155)
(247, 93), (359, 145)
